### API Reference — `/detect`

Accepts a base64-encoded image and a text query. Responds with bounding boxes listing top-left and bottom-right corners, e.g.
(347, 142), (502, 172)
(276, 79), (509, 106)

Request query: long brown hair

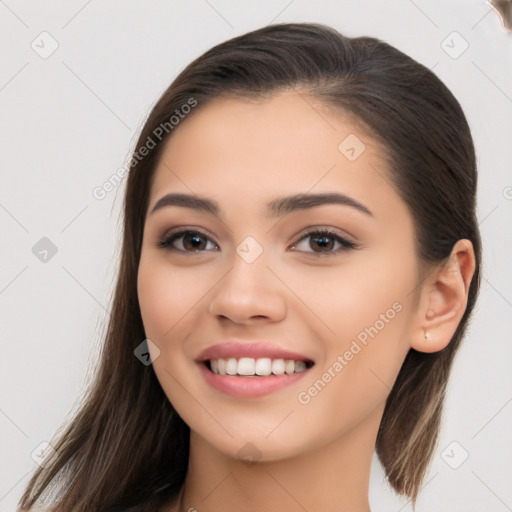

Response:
(18, 22), (481, 511)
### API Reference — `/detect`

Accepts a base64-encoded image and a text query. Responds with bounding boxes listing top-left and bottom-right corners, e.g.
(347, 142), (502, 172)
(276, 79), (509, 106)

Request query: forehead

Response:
(148, 91), (400, 218)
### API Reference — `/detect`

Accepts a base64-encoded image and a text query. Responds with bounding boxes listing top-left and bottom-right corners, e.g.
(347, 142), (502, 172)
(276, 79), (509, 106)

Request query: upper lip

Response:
(196, 341), (314, 363)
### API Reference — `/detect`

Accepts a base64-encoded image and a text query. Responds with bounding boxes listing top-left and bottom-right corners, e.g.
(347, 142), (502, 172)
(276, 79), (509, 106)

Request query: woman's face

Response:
(137, 90), (420, 462)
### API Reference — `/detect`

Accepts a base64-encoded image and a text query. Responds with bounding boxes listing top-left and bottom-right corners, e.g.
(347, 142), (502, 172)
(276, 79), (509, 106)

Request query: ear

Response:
(411, 239), (476, 353)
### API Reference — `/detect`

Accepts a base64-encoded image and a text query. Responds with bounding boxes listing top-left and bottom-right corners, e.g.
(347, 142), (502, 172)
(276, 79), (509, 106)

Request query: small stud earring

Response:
(424, 331), (431, 341)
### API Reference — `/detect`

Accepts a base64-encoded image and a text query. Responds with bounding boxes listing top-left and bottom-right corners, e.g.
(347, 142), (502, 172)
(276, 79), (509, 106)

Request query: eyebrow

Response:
(149, 192), (374, 218)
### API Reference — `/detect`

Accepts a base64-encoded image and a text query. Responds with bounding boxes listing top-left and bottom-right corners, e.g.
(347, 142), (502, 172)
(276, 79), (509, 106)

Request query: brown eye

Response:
(157, 230), (218, 253)
(291, 229), (356, 257)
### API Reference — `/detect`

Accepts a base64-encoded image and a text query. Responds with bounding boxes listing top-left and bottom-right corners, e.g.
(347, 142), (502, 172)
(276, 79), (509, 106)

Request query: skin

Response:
(137, 90), (476, 512)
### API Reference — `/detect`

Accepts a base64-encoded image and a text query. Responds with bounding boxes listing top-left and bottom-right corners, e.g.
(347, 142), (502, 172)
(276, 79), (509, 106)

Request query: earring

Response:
(424, 331), (431, 341)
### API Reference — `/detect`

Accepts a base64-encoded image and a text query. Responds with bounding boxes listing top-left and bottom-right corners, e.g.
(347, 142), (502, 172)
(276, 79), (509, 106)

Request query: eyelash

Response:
(156, 227), (357, 257)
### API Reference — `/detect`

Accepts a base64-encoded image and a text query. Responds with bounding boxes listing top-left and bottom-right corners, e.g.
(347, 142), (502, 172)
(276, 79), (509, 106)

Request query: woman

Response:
(18, 22), (481, 512)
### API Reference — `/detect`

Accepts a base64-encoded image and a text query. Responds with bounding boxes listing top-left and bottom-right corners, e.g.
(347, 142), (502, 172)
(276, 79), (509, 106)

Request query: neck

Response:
(174, 404), (384, 512)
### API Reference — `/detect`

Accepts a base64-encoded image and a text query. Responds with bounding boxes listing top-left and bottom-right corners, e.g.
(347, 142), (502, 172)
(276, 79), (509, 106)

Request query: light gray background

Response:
(1, 1), (511, 511)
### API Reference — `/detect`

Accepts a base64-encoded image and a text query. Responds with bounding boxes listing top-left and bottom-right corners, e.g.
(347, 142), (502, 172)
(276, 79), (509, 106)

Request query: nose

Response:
(208, 248), (287, 325)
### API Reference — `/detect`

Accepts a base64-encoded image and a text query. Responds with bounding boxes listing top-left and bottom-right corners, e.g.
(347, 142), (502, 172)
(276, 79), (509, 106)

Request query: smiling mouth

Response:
(202, 357), (315, 377)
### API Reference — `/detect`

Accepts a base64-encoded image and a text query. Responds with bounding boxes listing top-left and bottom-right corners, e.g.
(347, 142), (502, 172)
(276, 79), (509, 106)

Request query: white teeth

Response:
(285, 359), (295, 375)
(207, 357), (311, 376)
(237, 357), (255, 375)
(271, 359), (285, 375)
(226, 357), (238, 375)
(255, 358), (272, 376)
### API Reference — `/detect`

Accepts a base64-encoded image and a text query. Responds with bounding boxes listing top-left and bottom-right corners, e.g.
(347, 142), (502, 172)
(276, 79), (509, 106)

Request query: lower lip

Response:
(198, 362), (312, 398)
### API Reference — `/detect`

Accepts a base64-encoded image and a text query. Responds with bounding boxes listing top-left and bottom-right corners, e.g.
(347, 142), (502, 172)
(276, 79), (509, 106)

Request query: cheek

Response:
(289, 250), (416, 413)
(136, 254), (208, 412)
(292, 305), (413, 449)
(137, 253), (209, 340)
(280, 248), (416, 344)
